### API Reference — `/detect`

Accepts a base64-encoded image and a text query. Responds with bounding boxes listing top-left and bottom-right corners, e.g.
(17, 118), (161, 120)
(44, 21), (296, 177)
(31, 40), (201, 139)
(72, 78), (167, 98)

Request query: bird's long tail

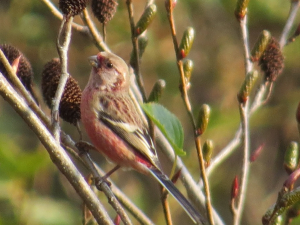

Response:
(148, 167), (207, 225)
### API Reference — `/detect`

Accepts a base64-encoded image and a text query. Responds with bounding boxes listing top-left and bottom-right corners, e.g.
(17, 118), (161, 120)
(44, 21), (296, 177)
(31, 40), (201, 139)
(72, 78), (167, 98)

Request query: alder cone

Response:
(0, 44), (38, 103)
(41, 58), (82, 125)
(259, 37), (284, 82)
(91, 0), (118, 24)
(59, 0), (88, 17)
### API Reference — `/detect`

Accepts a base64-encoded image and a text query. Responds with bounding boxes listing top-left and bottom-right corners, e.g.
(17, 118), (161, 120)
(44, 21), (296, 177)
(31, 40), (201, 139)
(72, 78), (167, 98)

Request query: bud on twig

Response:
(114, 214), (121, 225)
(203, 140), (213, 167)
(0, 44), (38, 104)
(231, 176), (239, 200)
(129, 36), (149, 67)
(41, 58), (82, 125)
(237, 71), (258, 104)
(284, 141), (299, 174)
(171, 169), (182, 184)
(178, 27), (195, 59)
(288, 23), (300, 44)
(91, 0), (118, 24)
(59, 0), (88, 17)
(138, 36), (149, 59)
(196, 104), (211, 136)
(148, 79), (166, 102)
(250, 144), (264, 162)
(251, 30), (271, 62)
(234, 0), (250, 20)
(135, 4), (157, 36)
(165, 0), (177, 11)
(183, 59), (194, 85)
(129, 36), (148, 67)
(284, 168), (300, 190)
(259, 37), (284, 82)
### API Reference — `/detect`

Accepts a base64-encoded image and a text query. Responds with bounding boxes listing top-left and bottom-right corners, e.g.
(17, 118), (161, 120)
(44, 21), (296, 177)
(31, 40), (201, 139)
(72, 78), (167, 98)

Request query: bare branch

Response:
(280, 1), (300, 48)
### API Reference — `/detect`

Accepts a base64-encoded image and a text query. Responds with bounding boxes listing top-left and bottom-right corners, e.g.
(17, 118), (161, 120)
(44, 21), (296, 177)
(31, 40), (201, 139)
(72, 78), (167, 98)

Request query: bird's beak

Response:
(88, 55), (98, 68)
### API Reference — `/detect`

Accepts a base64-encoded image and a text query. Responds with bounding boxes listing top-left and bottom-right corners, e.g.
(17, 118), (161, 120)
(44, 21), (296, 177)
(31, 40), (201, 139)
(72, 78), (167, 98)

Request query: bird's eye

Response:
(106, 62), (113, 69)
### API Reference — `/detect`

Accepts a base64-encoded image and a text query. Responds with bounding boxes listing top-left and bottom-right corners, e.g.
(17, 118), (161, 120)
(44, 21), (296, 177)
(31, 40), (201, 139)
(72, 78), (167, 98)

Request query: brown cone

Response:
(59, 0), (88, 17)
(91, 0), (118, 24)
(0, 44), (39, 104)
(41, 58), (81, 125)
(259, 37), (284, 82)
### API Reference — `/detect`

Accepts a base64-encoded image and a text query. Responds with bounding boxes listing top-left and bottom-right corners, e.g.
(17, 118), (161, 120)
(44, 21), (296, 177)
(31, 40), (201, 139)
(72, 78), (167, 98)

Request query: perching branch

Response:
(0, 73), (114, 225)
(76, 143), (133, 225)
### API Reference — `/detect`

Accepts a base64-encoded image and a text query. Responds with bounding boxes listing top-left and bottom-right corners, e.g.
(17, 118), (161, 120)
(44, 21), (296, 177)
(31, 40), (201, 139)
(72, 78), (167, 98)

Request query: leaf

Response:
(141, 102), (185, 156)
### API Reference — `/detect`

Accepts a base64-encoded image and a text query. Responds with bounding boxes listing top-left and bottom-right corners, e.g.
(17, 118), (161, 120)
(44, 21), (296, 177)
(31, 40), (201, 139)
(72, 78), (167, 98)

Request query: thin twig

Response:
(233, 103), (250, 225)
(126, 0), (147, 102)
(102, 23), (107, 43)
(165, 1), (214, 224)
(279, 1), (300, 48)
(40, 0), (87, 32)
(0, 73), (114, 225)
(201, 0), (300, 178)
(76, 145), (133, 225)
(156, 129), (225, 225)
(81, 9), (110, 52)
(206, 127), (242, 178)
(41, 0), (109, 52)
(64, 140), (156, 225)
(206, 81), (265, 178)
(240, 16), (252, 74)
(52, 16), (73, 142)
(113, 186), (155, 225)
(0, 49), (50, 124)
(233, 14), (253, 225)
(161, 187), (173, 225)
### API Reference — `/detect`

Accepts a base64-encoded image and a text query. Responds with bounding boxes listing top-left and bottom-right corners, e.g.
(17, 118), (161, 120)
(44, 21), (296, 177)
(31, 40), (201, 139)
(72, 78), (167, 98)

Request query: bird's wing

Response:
(98, 109), (159, 167)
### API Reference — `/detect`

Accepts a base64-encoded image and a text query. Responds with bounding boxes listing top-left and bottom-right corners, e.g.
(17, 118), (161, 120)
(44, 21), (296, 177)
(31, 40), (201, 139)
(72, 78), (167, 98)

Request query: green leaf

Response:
(141, 102), (185, 156)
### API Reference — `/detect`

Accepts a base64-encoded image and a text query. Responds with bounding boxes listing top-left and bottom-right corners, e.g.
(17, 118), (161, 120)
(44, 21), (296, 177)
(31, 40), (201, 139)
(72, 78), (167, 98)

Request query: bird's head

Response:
(88, 51), (130, 92)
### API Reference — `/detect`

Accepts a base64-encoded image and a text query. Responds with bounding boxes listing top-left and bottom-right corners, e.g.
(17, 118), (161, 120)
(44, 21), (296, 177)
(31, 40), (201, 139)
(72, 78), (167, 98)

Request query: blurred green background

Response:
(1, 0), (300, 224)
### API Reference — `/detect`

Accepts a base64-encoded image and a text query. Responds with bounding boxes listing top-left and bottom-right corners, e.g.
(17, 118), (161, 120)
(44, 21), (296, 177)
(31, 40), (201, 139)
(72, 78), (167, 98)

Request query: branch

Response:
(206, 0), (300, 184)
(40, 0), (87, 33)
(63, 136), (156, 225)
(126, 0), (147, 102)
(81, 8), (110, 52)
(52, 16), (73, 142)
(156, 129), (225, 225)
(165, 1), (214, 224)
(279, 0), (300, 48)
(233, 103), (250, 225)
(0, 73), (114, 225)
(232, 12), (253, 224)
(77, 145), (133, 225)
(40, 0), (110, 52)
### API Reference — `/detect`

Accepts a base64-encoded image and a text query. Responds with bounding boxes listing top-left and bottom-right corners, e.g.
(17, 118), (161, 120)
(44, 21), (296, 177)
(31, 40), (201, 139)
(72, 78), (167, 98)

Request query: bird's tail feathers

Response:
(148, 167), (207, 225)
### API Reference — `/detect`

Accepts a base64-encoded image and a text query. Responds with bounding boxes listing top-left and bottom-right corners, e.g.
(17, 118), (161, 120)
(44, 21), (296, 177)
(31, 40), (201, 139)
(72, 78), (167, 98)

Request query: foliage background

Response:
(0, 0), (300, 224)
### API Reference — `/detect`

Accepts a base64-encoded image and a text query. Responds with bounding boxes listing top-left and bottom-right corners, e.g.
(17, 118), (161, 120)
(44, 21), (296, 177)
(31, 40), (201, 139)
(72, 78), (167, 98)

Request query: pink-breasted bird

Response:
(80, 51), (206, 224)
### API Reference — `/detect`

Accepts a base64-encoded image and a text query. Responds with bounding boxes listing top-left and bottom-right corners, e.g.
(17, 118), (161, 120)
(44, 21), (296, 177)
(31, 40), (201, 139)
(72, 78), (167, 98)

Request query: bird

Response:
(80, 51), (206, 225)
